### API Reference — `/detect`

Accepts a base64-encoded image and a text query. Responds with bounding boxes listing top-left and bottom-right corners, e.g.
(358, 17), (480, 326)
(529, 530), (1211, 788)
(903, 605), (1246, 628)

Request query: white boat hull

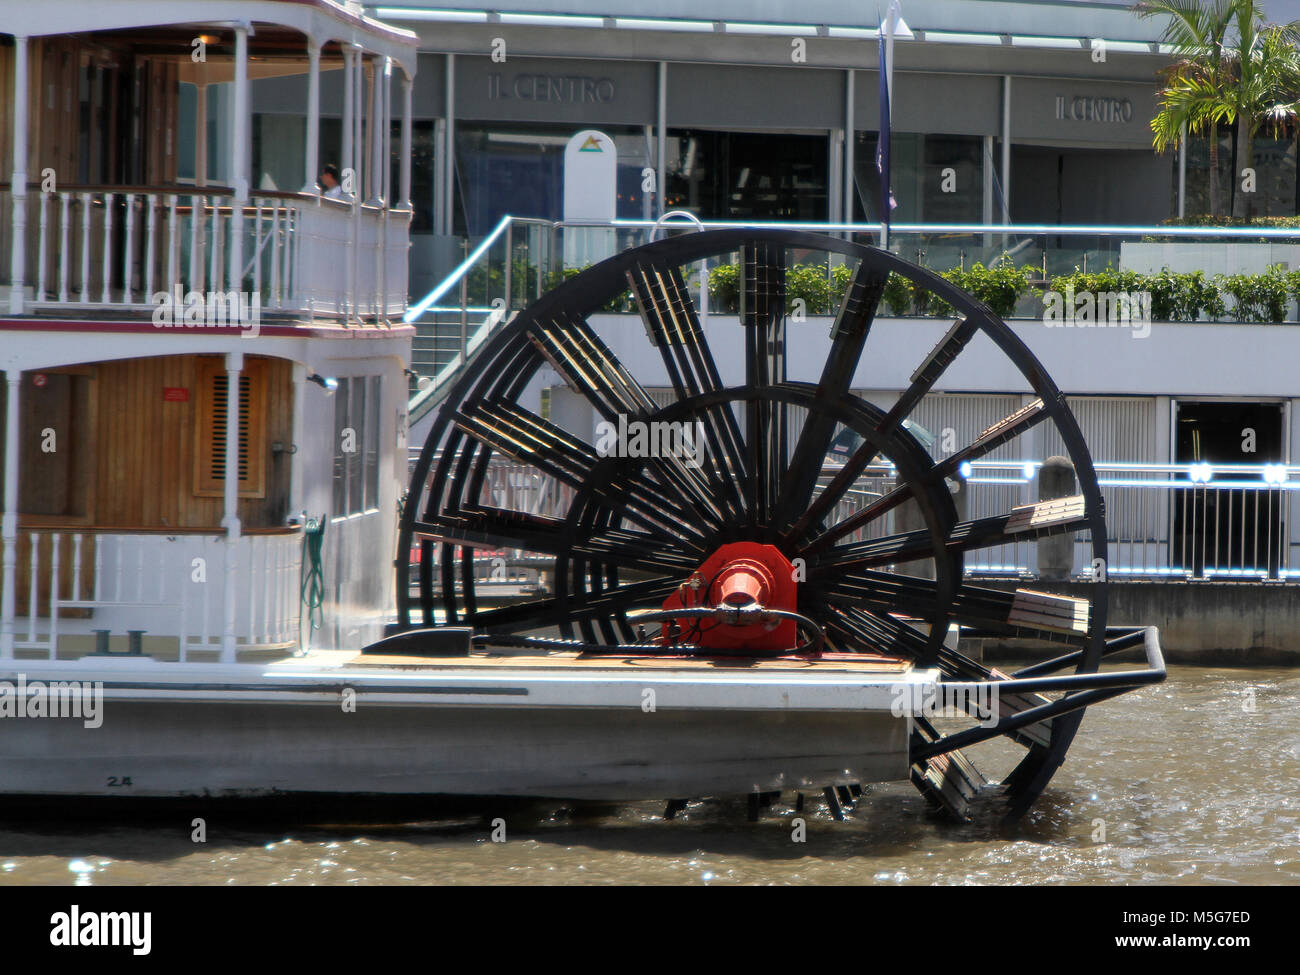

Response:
(0, 655), (924, 801)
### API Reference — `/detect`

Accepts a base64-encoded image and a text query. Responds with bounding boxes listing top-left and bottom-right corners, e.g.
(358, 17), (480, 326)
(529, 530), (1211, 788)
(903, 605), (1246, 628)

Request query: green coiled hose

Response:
(299, 516), (326, 654)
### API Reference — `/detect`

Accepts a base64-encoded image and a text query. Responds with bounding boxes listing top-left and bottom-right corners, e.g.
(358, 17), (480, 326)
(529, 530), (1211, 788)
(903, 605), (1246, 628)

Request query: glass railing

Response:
(406, 217), (1300, 412)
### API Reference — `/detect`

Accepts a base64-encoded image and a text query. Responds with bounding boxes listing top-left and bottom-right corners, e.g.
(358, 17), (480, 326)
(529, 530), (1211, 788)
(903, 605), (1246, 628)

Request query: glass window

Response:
(453, 123), (652, 236)
(853, 132), (984, 223)
(332, 376), (382, 517)
(665, 130), (829, 221)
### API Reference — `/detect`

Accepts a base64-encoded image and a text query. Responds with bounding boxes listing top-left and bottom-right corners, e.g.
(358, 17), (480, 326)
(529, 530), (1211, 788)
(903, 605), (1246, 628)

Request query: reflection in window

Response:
(853, 132), (984, 223)
(664, 130), (829, 221)
(454, 123), (653, 236)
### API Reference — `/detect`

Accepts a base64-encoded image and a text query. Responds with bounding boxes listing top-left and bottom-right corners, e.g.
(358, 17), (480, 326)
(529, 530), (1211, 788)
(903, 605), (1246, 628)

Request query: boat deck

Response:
(350, 650), (913, 674)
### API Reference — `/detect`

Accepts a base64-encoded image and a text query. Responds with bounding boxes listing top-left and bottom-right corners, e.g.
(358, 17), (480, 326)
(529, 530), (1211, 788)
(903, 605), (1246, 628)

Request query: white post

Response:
(230, 23), (251, 294)
(1, 374), (21, 658)
(221, 351), (244, 662)
(843, 69), (855, 225)
(444, 54), (455, 236)
(655, 60), (666, 222)
(303, 37), (322, 193)
(351, 49), (364, 321)
(342, 46), (355, 189)
(9, 36), (30, 315)
(400, 72), (413, 210)
(1000, 75), (1012, 225)
(195, 83), (208, 187)
(369, 56), (383, 205)
(290, 364), (306, 512)
(379, 58), (391, 319)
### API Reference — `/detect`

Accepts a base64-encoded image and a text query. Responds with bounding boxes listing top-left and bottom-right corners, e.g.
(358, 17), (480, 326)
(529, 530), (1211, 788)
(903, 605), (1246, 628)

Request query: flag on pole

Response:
(876, 0), (903, 228)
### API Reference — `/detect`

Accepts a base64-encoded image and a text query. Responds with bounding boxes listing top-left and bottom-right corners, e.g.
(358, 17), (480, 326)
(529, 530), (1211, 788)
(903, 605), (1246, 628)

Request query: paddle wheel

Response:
(395, 230), (1164, 821)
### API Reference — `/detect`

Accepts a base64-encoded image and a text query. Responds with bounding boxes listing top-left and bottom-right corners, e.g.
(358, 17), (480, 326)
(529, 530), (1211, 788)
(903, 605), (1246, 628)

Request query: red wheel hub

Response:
(660, 542), (799, 652)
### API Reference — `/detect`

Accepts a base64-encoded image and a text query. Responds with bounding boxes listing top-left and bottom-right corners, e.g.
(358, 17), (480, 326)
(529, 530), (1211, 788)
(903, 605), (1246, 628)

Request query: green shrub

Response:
(707, 263), (740, 313)
(881, 272), (912, 316)
(1044, 266), (1225, 322)
(1217, 264), (1290, 323)
(943, 259), (1031, 318)
(707, 261), (838, 315)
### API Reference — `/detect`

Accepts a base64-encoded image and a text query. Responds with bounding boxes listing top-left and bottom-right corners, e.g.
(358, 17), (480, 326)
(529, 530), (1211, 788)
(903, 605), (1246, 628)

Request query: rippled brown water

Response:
(1, 665), (1297, 885)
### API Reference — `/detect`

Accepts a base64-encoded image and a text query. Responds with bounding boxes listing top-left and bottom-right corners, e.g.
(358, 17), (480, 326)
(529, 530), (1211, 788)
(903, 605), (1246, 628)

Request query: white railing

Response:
(4, 186), (409, 321)
(407, 452), (1300, 582)
(966, 460), (1297, 579)
(4, 530), (301, 659)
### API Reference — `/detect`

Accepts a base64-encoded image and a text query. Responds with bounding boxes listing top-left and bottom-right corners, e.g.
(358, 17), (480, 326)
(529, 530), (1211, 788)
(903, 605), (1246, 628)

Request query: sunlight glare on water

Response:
(0, 666), (1296, 885)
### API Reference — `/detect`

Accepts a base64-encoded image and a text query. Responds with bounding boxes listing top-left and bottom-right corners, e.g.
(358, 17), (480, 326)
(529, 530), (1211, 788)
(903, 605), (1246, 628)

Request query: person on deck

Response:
(319, 164), (348, 200)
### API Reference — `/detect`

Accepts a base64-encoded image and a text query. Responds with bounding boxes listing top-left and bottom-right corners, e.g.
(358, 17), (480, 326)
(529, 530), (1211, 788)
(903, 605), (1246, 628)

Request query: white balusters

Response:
(167, 194), (180, 300)
(48, 534), (60, 657)
(79, 192), (92, 303)
(253, 202), (264, 298)
(269, 207), (282, 308)
(26, 534), (38, 644)
(36, 193), (49, 301)
(58, 192), (71, 303)
(209, 203), (222, 293)
(100, 192), (114, 304)
(143, 194), (156, 300)
(123, 192), (136, 301)
(190, 194), (205, 295)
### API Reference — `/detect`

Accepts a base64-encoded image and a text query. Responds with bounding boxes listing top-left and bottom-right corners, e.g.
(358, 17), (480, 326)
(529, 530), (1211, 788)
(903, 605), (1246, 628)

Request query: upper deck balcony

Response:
(0, 0), (419, 326)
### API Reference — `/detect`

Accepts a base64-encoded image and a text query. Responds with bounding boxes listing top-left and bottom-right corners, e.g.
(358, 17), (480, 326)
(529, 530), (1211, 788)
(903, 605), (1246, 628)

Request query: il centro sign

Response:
(1055, 94), (1135, 124)
(488, 73), (616, 103)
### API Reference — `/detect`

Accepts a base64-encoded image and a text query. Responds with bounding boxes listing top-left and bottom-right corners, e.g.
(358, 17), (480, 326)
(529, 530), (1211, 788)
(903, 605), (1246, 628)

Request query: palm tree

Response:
(1141, 0), (1300, 220)
(1136, 0), (1236, 216)
(1219, 7), (1300, 218)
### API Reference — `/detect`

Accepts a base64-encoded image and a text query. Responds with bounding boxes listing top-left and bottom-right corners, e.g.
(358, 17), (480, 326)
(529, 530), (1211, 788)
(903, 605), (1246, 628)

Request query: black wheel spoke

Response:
(876, 316), (981, 436)
(412, 510), (700, 575)
(627, 260), (749, 519)
(813, 494), (1091, 570)
(529, 310), (727, 528)
(465, 575), (685, 633)
(741, 240), (787, 526)
(453, 398), (711, 545)
(774, 262), (888, 528)
(933, 397), (1049, 478)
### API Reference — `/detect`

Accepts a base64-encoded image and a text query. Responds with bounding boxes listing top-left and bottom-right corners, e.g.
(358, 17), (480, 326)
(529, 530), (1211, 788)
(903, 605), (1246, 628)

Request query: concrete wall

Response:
(974, 580), (1300, 665)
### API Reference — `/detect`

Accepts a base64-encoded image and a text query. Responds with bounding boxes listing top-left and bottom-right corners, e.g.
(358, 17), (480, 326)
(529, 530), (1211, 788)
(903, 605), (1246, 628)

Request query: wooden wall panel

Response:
(89, 354), (293, 531)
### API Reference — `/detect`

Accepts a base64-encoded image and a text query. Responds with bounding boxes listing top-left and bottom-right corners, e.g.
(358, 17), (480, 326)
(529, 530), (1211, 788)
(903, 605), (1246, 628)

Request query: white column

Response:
(400, 72), (413, 209)
(290, 364), (306, 512)
(221, 351), (244, 662)
(444, 54), (455, 236)
(368, 56), (383, 205)
(303, 37), (322, 193)
(655, 60), (666, 221)
(1, 374), (22, 658)
(351, 49), (364, 320)
(379, 58), (392, 320)
(9, 36), (30, 315)
(843, 69), (855, 225)
(1000, 75), (1012, 225)
(195, 69), (209, 188)
(229, 23), (250, 293)
(342, 46), (355, 188)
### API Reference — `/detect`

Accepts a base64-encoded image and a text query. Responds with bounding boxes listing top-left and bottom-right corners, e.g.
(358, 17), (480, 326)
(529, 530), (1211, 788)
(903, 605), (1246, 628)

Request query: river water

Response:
(1, 665), (1297, 885)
